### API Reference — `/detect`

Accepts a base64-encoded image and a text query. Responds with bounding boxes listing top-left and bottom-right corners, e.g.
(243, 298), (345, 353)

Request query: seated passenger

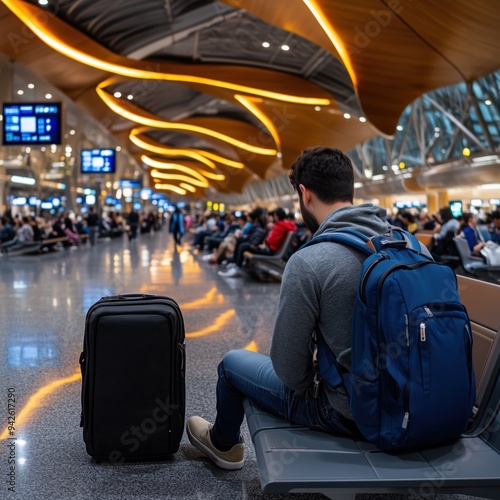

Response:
(19, 217), (34, 242)
(205, 212), (241, 253)
(0, 216), (16, 243)
(203, 214), (246, 264)
(217, 210), (266, 276)
(28, 216), (43, 241)
(399, 211), (418, 234)
(490, 211), (500, 245)
(430, 206), (460, 257)
(457, 212), (492, 257)
(186, 146), (387, 470)
(217, 208), (296, 276)
(63, 216), (80, 248)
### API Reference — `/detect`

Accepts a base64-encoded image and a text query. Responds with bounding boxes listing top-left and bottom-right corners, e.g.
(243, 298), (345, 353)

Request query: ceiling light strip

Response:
(151, 170), (208, 188)
(97, 86), (277, 156)
(153, 183), (187, 195)
(129, 128), (245, 169)
(303, 0), (358, 88)
(3, 0), (330, 106)
(179, 183), (197, 193)
(141, 154), (225, 182)
(234, 95), (281, 149)
(129, 131), (216, 168)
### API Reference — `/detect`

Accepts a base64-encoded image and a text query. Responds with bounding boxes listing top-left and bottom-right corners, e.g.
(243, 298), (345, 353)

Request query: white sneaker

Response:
(202, 253), (215, 261)
(218, 266), (241, 277)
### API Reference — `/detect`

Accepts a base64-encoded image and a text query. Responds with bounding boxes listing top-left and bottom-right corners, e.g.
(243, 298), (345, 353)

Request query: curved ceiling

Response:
(1, 0), (499, 197)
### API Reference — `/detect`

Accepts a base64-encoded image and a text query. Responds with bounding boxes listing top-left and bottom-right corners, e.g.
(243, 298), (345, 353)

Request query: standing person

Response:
(86, 207), (99, 245)
(127, 208), (139, 242)
(169, 205), (185, 249)
(186, 146), (400, 470)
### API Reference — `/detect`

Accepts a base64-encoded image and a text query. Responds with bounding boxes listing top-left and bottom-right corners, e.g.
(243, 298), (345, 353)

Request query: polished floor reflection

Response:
(0, 230), (485, 500)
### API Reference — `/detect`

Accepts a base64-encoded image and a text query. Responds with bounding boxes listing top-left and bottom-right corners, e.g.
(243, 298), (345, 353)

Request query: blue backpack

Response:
(303, 228), (476, 450)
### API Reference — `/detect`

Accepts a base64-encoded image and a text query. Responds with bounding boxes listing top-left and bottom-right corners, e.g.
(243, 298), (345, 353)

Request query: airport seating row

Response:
(0, 235), (89, 256)
(245, 275), (500, 498)
(242, 231), (298, 282)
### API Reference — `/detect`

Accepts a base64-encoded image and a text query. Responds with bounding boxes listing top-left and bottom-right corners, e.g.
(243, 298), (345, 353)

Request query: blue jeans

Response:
(211, 350), (359, 449)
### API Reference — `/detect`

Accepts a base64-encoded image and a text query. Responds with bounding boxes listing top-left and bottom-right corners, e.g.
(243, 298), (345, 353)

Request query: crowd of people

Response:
(186, 207), (306, 278)
(0, 208), (165, 252)
(2, 199), (499, 266)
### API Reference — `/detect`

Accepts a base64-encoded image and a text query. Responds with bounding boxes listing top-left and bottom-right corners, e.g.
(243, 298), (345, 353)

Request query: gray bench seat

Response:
(243, 231), (297, 282)
(245, 275), (500, 499)
(244, 399), (500, 499)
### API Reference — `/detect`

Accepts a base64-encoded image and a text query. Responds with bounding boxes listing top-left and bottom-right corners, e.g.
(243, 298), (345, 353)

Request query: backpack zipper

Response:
(402, 381), (410, 429)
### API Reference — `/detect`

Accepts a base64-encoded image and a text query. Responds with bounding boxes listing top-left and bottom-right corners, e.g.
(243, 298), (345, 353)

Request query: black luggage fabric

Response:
(79, 294), (185, 462)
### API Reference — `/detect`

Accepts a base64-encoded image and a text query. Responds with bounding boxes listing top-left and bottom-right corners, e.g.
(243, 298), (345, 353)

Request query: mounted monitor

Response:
(119, 178), (142, 189)
(2, 102), (62, 145)
(81, 148), (116, 174)
(449, 200), (463, 218)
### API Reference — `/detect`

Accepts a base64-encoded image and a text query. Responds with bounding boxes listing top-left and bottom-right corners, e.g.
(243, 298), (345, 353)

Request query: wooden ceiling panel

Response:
(2, 0), (499, 197)
(220, 0), (500, 136)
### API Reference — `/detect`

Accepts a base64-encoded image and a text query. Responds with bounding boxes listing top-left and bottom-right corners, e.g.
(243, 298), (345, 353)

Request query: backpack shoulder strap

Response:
(390, 226), (421, 252)
(301, 229), (374, 256)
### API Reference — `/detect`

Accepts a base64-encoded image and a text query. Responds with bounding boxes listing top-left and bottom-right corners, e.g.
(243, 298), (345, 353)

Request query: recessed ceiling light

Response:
(262, 42), (270, 48)
(343, 113), (351, 119)
(116, 146), (122, 152)
(17, 90), (24, 95)
(69, 129), (75, 135)
(45, 93), (52, 99)
(359, 116), (366, 122)
(38, 0), (49, 5)
(485, 99), (492, 105)
(315, 106), (321, 111)
(281, 45), (290, 51)
(396, 125), (403, 131)
(28, 83), (35, 89)
(127, 94), (134, 100)
(113, 92), (122, 98)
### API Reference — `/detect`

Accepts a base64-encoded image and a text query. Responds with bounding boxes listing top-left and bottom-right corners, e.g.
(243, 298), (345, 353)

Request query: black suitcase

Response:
(79, 294), (185, 462)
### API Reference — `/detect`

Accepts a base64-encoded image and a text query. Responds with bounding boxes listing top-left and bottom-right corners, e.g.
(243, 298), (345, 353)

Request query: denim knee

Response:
(217, 349), (246, 379)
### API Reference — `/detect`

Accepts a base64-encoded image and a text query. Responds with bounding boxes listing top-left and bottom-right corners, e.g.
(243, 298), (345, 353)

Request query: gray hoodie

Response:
(270, 203), (392, 419)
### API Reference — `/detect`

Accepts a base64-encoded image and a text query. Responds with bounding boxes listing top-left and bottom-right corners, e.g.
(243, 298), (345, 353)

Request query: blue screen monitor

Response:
(2, 102), (62, 145)
(119, 178), (142, 189)
(449, 200), (463, 218)
(81, 148), (116, 174)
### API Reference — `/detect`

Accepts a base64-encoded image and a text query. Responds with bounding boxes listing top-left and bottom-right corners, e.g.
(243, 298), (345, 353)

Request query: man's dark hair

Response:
(492, 211), (500, 220)
(289, 146), (354, 204)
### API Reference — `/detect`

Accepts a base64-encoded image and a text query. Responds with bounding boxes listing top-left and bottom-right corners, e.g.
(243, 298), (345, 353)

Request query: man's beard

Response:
(299, 196), (320, 234)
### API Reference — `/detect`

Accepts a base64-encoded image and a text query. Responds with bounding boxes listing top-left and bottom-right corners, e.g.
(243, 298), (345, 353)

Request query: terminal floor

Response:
(0, 230), (487, 500)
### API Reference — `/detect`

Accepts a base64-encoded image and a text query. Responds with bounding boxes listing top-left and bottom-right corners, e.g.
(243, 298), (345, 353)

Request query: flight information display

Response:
(2, 102), (62, 145)
(81, 149), (116, 174)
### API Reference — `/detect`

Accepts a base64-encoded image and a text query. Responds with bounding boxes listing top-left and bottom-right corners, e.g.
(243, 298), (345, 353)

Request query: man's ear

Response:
(299, 184), (311, 206)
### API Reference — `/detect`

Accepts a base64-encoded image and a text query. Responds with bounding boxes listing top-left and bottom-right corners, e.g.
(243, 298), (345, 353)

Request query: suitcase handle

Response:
(114, 293), (157, 300)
